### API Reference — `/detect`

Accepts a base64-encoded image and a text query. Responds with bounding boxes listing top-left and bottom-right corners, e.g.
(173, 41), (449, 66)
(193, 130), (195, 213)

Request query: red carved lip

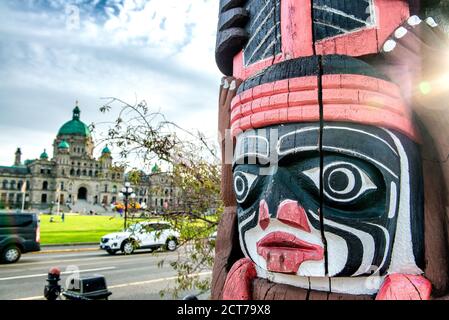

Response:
(256, 232), (324, 274)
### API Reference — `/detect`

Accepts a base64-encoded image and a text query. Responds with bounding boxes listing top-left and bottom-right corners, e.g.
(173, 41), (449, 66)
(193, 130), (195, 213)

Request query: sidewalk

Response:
(33, 243), (100, 254)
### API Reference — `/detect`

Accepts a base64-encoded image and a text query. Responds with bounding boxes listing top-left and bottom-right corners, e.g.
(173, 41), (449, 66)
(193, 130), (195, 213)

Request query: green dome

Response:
(151, 164), (160, 174)
(58, 140), (70, 149)
(58, 106), (91, 137)
(40, 149), (48, 160)
(102, 145), (111, 154)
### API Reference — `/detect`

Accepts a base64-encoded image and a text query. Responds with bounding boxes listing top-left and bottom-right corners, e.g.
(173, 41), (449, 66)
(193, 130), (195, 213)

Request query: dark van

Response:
(0, 213), (41, 263)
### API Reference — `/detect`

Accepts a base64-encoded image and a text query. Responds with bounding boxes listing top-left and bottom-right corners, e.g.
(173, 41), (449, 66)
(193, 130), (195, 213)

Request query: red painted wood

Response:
(375, 0), (410, 51)
(281, 0), (314, 59)
(223, 258), (257, 300)
(259, 200), (270, 230)
(313, 0), (411, 57)
(229, 74), (419, 141)
(277, 200), (311, 232)
(233, 0), (410, 80)
(376, 274), (432, 300)
(323, 104), (418, 141)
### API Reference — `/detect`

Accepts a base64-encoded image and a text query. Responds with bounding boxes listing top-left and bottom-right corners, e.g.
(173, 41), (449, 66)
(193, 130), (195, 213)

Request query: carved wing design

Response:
(216, 0), (249, 76)
(313, 0), (375, 41)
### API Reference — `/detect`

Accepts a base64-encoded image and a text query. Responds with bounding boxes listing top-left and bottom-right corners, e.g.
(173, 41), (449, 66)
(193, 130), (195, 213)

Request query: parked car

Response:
(0, 213), (41, 263)
(100, 222), (180, 255)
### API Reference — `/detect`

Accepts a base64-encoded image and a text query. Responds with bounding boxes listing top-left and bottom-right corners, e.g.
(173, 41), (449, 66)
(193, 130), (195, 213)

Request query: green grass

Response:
(38, 214), (218, 245)
(39, 215), (126, 245)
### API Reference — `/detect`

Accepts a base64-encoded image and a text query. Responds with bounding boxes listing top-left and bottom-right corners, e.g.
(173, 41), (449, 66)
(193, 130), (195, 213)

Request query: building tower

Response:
(14, 148), (22, 166)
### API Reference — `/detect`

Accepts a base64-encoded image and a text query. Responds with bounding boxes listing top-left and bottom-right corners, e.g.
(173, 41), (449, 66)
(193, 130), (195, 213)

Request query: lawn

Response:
(38, 213), (217, 245)
(39, 214), (126, 245)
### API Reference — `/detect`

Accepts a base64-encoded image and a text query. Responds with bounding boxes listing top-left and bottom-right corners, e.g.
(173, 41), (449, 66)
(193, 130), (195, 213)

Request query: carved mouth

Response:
(257, 232), (324, 274)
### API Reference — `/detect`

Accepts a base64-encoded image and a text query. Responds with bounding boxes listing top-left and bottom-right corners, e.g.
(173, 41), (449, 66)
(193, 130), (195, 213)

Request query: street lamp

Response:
(119, 182), (136, 230)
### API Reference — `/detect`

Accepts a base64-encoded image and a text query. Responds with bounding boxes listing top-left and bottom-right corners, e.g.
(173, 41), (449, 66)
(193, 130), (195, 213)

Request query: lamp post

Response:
(119, 182), (136, 230)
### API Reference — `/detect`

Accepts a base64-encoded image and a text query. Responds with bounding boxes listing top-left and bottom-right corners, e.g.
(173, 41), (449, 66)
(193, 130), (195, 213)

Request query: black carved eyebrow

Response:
(234, 134), (270, 163)
(216, 0), (249, 76)
(234, 123), (401, 178)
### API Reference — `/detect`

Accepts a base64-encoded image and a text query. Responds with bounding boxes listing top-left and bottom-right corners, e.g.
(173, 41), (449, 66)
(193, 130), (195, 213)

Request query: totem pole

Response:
(213, 0), (449, 300)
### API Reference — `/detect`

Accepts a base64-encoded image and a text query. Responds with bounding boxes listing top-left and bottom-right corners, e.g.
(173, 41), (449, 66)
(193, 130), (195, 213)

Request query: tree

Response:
(96, 98), (222, 299)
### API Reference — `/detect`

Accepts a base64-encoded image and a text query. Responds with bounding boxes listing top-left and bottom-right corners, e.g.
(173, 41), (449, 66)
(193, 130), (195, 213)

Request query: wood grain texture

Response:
(252, 278), (373, 300)
(417, 115), (449, 297)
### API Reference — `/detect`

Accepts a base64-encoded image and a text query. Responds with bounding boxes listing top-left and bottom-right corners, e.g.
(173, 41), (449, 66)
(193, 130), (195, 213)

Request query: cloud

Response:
(0, 0), (222, 166)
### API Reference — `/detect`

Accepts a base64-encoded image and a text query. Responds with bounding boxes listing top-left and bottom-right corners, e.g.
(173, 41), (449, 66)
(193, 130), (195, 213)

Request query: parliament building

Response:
(0, 104), (176, 212)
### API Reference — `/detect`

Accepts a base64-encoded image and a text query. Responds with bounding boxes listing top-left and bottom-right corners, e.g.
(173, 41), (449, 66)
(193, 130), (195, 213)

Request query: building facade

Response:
(0, 104), (179, 213)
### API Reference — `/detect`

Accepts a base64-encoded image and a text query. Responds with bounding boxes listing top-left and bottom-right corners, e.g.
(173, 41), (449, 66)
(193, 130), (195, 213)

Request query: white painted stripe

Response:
(314, 21), (349, 33)
(313, 4), (373, 26)
(0, 267), (116, 281)
(388, 181), (398, 219)
(309, 210), (375, 277)
(324, 126), (398, 156)
(366, 222), (390, 274)
(246, 22), (279, 64)
(260, 40), (276, 60)
(245, 5), (276, 49)
(323, 147), (398, 179)
(385, 129), (423, 275)
(249, 0), (272, 30)
(109, 271), (212, 289)
(238, 211), (256, 258)
(15, 296), (45, 301)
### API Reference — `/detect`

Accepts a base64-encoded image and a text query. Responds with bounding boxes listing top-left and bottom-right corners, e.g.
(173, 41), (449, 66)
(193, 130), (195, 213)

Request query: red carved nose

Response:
(259, 200), (270, 230)
(277, 200), (311, 233)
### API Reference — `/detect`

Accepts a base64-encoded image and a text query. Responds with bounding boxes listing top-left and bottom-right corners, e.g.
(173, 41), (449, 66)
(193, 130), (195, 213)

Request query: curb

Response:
(41, 242), (98, 247)
(32, 248), (100, 255)
(32, 244), (100, 255)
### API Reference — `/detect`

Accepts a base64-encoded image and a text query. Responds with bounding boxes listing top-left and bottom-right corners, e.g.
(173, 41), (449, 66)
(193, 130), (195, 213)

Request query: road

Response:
(0, 247), (211, 300)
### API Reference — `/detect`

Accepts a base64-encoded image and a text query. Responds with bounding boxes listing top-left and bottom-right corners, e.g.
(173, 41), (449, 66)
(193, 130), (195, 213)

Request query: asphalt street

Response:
(0, 247), (211, 300)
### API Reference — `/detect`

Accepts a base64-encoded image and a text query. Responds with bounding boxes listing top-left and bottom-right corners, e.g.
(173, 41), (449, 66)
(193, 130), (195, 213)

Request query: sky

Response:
(0, 0), (222, 167)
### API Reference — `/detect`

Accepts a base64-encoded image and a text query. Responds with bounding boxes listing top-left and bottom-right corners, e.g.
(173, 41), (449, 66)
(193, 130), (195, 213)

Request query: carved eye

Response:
(234, 171), (258, 204)
(303, 162), (377, 203)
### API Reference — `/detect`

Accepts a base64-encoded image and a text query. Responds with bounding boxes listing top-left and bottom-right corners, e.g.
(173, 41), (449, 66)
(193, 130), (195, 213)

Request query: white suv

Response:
(100, 222), (180, 255)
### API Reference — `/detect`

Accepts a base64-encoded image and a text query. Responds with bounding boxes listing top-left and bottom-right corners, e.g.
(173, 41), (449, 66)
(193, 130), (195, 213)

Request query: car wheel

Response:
(166, 239), (178, 252)
(122, 241), (135, 255)
(2, 245), (21, 264)
(106, 249), (117, 255)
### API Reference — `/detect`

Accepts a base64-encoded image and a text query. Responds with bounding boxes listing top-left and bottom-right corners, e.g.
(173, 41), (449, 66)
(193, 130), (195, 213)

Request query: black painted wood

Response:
(216, 28), (249, 76)
(243, 0), (281, 66)
(313, 0), (374, 41)
(220, 0), (247, 13)
(218, 7), (249, 32)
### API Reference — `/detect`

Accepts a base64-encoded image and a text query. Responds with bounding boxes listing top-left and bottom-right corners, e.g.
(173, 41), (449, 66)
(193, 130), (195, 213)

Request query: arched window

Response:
(112, 185), (117, 193)
(89, 170), (93, 177)
(70, 169), (75, 176)
(10, 181), (16, 190)
(76, 169), (81, 176)
(41, 194), (47, 203)
(42, 181), (48, 190)
(82, 170), (87, 176)
(17, 181), (23, 191)
(2, 180), (8, 189)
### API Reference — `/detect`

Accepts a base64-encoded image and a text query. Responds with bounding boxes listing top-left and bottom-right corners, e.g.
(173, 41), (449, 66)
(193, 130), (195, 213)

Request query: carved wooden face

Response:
(233, 122), (424, 288)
